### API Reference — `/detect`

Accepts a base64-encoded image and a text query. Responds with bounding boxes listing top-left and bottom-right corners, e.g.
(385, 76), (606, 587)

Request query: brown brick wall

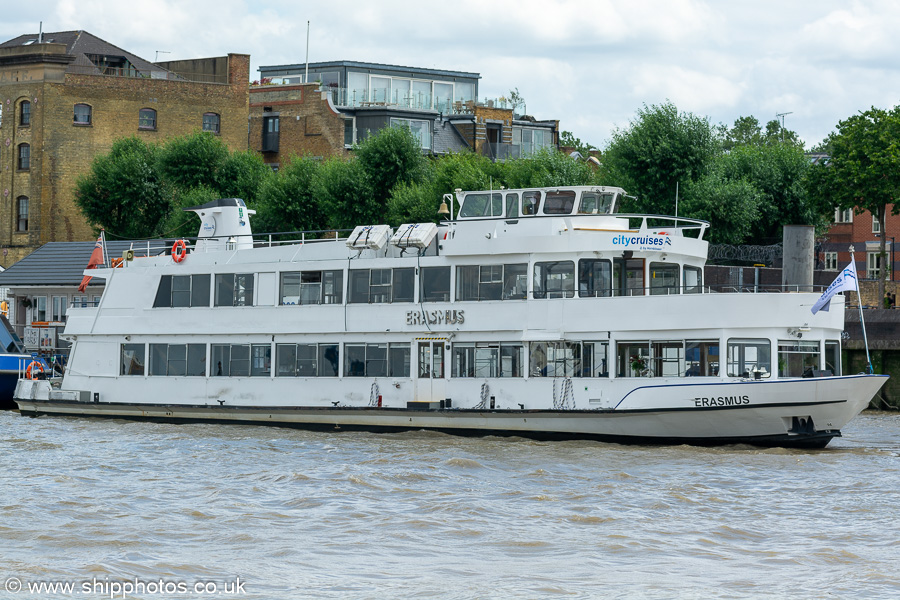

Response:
(249, 83), (347, 167)
(0, 53), (249, 268)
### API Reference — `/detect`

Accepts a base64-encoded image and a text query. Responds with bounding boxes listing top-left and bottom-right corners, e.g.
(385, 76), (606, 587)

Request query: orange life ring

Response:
(172, 240), (188, 263)
(25, 361), (43, 380)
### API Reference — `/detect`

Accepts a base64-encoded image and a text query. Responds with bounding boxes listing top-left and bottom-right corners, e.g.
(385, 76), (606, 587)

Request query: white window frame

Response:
(390, 118), (431, 150)
(873, 213), (881, 234)
(867, 252), (881, 280)
(824, 251), (838, 271)
(834, 207), (853, 223)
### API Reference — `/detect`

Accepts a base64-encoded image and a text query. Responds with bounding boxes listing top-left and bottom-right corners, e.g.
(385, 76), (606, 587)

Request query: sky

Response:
(4, 0), (900, 149)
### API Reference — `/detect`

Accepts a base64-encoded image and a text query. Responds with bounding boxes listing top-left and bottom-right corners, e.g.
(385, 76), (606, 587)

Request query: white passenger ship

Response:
(15, 187), (888, 448)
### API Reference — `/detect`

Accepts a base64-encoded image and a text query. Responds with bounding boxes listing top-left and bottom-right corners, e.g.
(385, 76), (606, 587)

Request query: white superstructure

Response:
(15, 190), (887, 448)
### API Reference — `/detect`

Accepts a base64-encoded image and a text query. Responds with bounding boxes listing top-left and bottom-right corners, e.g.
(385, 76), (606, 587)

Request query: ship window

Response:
(530, 341), (581, 377)
(456, 264), (526, 301)
(777, 340), (820, 378)
(578, 259), (612, 297)
(149, 343), (205, 376)
(825, 340), (840, 376)
(250, 344), (271, 377)
(505, 193), (519, 218)
(215, 273), (254, 307)
(616, 341), (651, 377)
(582, 342), (609, 377)
(649, 262), (679, 295)
(543, 190), (576, 214)
(613, 258), (645, 296)
(281, 270), (343, 305)
(458, 193), (502, 218)
(420, 267), (450, 302)
(651, 341), (684, 377)
(522, 191), (542, 216)
(154, 275), (211, 307)
(684, 266), (702, 294)
(578, 192), (615, 215)
(685, 341), (719, 376)
(727, 338), (771, 378)
(533, 261), (575, 298)
(275, 343), (339, 377)
(230, 344), (250, 376)
(452, 343), (523, 377)
(121, 343), (145, 376)
(348, 268), (413, 303)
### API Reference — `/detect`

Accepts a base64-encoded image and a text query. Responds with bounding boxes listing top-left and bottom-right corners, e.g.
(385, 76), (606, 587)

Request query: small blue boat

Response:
(0, 315), (50, 409)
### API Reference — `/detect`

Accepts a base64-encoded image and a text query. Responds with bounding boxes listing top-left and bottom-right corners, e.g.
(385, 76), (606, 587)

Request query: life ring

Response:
(25, 361), (43, 380)
(172, 240), (188, 263)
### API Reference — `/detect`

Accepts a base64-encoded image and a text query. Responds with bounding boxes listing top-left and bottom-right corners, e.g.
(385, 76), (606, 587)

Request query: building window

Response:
(873, 214), (881, 234)
(51, 296), (67, 322)
(20, 100), (30, 126)
(867, 252), (881, 280)
(262, 116), (279, 152)
(344, 118), (355, 146)
(16, 196), (28, 231)
(139, 108), (157, 130)
(33, 296), (47, 322)
(824, 252), (838, 271)
(834, 208), (853, 223)
(202, 112), (220, 134)
(17, 144), (30, 170)
(74, 103), (92, 125)
(390, 118), (431, 149)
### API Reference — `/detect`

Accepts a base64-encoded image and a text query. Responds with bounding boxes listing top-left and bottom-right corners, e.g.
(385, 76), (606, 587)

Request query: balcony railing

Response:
(67, 64), (229, 84)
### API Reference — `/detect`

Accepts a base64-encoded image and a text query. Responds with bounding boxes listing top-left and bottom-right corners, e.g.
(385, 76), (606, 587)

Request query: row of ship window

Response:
(153, 261), (704, 308)
(119, 338), (841, 379)
(10, 99), (221, 133)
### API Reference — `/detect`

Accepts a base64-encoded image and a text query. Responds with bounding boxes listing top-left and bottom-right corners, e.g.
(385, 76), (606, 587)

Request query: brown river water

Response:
(2, 409), (899, 599)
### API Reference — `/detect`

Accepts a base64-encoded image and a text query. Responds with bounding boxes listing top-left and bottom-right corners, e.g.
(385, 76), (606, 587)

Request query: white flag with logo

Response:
(811, 261), (859, 314)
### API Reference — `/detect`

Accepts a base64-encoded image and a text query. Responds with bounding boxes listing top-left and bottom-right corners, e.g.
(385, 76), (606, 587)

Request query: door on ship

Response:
(415, 340), (446, 402)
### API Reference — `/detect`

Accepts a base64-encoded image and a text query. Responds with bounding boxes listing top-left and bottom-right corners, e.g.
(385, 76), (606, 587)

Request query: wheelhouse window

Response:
(533, 261), (575, 298)
(577, 191), (615, 214)
(139, 108), (157, 130)
(684, 266), (702, 294)
(453, 343), (524, 377)
(154, 275), (211, 308)
(19, 100), (30, 126)
(458, 193), (502, 218)
(275, 343), (340, 377)
(522, 191), (542, 216)
(578, 259), (612, 297)
(649, 262), (679, 295)
(16, 196), (28, 231)
(825, 340), (841, 376)
(74, 103), (92, 125)
(778, 340), (820, 378)
(149, 343), (206, 376)
(202, 112), (220, 133)
(420, 267), (450, 302)
(543, 190), (576, 215)
(17, 144), (30, 170)
(457, 263), (526, 301)
(727, 338), (771, 378)
(280, 271), (343, 305)
(215, 273), (254, 307)
(348, 268), (414, 304)
(121, 343), (145, 375)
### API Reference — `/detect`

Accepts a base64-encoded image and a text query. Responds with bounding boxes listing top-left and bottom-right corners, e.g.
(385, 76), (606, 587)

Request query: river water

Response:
(2, 409), (899, 599)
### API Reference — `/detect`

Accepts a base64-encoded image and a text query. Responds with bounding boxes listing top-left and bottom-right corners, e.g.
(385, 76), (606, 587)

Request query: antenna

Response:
(305, 21), (310, 83)
(38, 21), (43, 44)
(155, 50), (171, 62)
(776, 111), (793, 143)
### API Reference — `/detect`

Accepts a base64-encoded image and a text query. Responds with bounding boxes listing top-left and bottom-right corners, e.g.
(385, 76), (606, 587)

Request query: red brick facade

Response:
(822, 204), (898, 283)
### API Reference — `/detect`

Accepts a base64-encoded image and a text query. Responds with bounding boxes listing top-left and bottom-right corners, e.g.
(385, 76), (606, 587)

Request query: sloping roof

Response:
(433, 119), (469, 154)
(0, 30), (168, 78)
(0, 241), (164, 288)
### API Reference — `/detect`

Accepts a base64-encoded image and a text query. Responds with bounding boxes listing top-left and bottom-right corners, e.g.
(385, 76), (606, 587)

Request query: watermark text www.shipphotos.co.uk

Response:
(4, 575), (247, 598)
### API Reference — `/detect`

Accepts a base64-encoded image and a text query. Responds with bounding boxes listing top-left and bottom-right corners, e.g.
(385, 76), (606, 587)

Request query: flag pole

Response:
(101, 229), (109, 267)
(850, 245), (874, 374)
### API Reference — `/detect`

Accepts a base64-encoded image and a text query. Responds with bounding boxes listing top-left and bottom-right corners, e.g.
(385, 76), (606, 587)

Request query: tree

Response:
(680, 170), (762, 244)
(601, 101), (718, 216)
(809, 105), (900, 303)
(559, 131), (598, 156)
(254, 156), (326, 234)
(503, 147), (597, 189)
(74, 137), (172, 238)
(355, 125), (427, 206)
(214, 150), (273, 205)
(158, 131), (229, 190)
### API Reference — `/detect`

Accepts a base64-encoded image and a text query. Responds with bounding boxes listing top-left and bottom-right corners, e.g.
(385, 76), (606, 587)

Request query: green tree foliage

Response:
(317, 157), (375, 231)
(355, 125), (427, 205)
(724, 116), (802, 151)
(808, 105), (900, 302)
(559, 130), (598, 155)
(504, 147), (597, 189)
(681, 172), (762, 244)
(254, 156), (325, 234)
(158, 131), (229, 190)
(74, 137), (171, 238)
(602, 101), (718, 216)
(215, 150), (273, 205)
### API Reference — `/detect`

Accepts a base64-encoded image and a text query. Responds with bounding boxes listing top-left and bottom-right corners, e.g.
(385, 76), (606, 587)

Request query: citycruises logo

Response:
(612, 232), (673, 250)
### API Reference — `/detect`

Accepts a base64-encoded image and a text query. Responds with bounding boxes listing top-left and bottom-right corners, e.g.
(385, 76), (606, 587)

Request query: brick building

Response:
(820, 204), (898, 284)
(0, 30), (250, 268)
(254, 60), (558, 165)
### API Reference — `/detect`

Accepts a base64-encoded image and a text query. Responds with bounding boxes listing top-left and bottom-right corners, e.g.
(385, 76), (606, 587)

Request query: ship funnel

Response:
(185, 198), (256, 252)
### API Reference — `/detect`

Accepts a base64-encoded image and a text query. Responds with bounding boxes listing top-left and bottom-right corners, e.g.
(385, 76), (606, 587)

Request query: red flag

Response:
(77, 236), (105, 293)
